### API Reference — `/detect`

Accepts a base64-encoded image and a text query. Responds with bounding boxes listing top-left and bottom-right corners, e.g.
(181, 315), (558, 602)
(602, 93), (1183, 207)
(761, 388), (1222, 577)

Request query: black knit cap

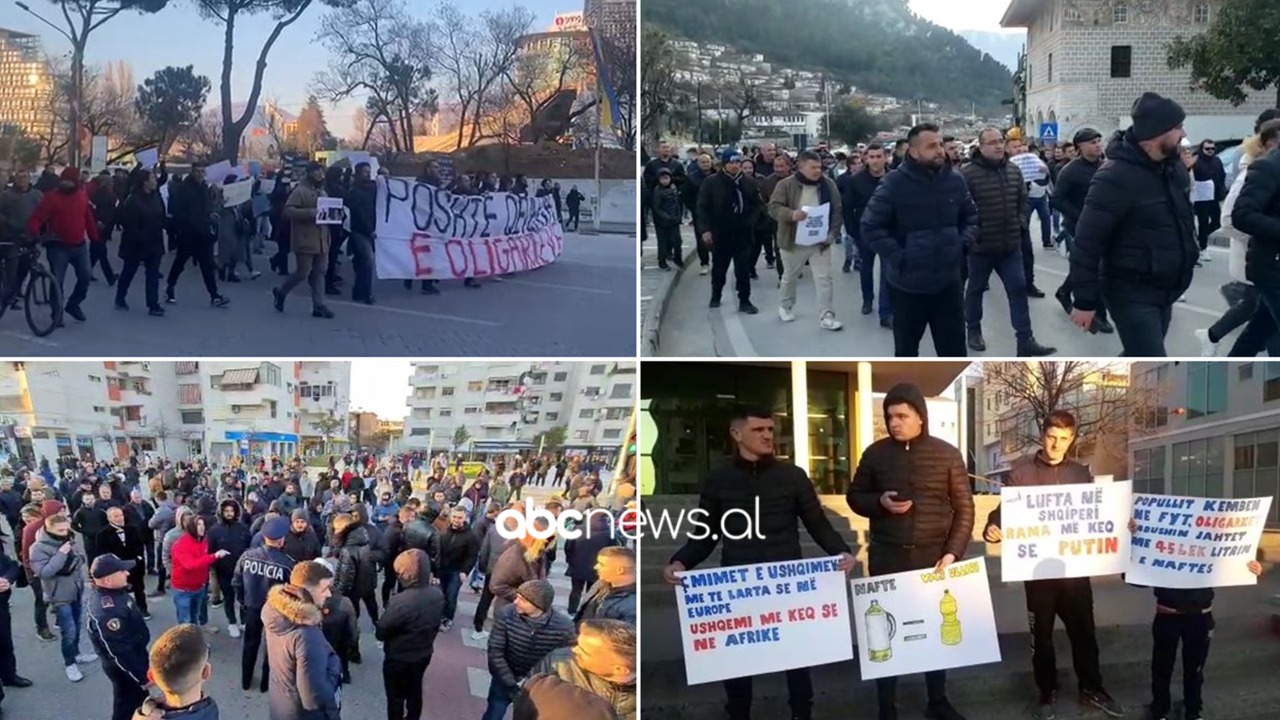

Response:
(1072, 128), (1102, 146)
(516, 579), (555, 612)
(1130, 92), (1186, 142)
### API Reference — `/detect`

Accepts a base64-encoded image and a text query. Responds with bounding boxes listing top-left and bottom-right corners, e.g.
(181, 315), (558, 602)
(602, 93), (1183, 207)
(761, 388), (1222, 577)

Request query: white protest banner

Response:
(204, 160), (235, 185)
(135, 148), (159, 169)
(851, 557), (1000, 680)
(1000, 480), (1132, 582)
(674, 557), (852, 685)
(796, 203), (830, 246)
(1127, 494), (1272, 589)
(316, 197), (346, 225)
(222, 179), (254, 208)
(374, 177), (564, 280)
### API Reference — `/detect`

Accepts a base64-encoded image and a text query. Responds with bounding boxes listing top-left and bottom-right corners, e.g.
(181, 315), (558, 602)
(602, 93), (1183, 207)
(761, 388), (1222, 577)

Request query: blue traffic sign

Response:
(1039, 122), (1059, 143)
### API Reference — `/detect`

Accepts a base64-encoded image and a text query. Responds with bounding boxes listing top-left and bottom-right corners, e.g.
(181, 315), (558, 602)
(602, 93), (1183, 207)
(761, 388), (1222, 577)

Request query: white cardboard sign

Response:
(674, 557), (853, 685)
(1127, 493), (1271, 589)
(851, 557), (1001, 680)
(1000, 480), (1133, 582)
(796, 203), (830, 246)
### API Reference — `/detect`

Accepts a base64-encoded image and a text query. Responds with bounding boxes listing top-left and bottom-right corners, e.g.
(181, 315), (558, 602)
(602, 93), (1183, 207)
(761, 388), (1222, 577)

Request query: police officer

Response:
(232, 515), (296, 693)
(0, 547), (33, 718)
(86, 553), (150, 720)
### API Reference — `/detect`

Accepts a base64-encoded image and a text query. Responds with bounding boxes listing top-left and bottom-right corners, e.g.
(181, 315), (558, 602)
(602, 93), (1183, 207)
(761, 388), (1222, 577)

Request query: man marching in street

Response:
(87, 553), (151, 720)
(663, 404), (855, 720)
(697, 150), (762, 314)
(847, 383), (974, 720)
(981, 411), (1124, 720)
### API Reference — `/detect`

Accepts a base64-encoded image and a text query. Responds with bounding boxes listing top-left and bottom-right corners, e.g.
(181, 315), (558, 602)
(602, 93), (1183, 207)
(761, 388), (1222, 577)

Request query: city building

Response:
(402, 361), (636, 454)
(0, 361), (185, 464)
(584, 0), (634, 57)
(349, 411), (380, 450)
(197, 361), (301, 460)
(0, 28), (53, 144)
(1000, 0), (1273, 143)
(379, 419), (405, 454)
(295, 362), (351, 456)
(1128, 361), (1280, 527)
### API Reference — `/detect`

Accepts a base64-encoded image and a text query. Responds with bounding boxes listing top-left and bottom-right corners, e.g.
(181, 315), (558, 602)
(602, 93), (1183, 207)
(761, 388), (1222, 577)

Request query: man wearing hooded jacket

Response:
(847, 383), (974, 720)
(697, 150), (762, 314)
(208, 499), (251, 637)
(25, 167), (99, 322)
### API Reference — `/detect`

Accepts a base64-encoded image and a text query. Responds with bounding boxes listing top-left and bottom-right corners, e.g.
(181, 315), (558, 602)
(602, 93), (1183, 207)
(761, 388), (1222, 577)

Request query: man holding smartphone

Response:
(847, 383), (974, 720)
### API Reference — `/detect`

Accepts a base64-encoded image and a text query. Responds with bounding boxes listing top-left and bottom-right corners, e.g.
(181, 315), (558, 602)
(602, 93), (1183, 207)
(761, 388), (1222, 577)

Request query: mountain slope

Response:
(643, 0), (1013, 112)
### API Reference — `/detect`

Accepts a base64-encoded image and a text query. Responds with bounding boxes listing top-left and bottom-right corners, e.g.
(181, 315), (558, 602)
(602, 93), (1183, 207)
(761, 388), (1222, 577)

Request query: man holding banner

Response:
(847, 383), (973, 720)
(983, 411), (1124, 720)
(662, 405), (855, 720)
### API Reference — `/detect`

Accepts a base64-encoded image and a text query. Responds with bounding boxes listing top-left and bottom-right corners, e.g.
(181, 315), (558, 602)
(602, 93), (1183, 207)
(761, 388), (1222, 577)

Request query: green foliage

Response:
(822, 103), (890, 146)
(533, 425), (568, 451)
(451, 425), (471, 450)
(135, 65), (210, 154)
(1166, 0), (1280, 107)
(641, 0), (1012, 112)
(641, 27), (680, 142)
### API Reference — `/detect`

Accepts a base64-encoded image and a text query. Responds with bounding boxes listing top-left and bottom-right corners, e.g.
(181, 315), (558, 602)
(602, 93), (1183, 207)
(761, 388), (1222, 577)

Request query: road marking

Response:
(1032, 266), (1221, 318)
(720, 306), (758, 356)
(501, 279), (613, 295)
(326, 300), (502, 326)
(0, 331), (60, 347)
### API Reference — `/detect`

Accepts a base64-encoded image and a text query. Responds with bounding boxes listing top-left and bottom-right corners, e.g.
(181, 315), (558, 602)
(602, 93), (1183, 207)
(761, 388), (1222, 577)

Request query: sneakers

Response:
(1194, 328), (1217, 357)
(470, 629), (490, 641)
(36, 628), (54, 642)
(699, 265), (709, 276)
(211, 599), (224, 609)
(1032, 692), (1056, 720)
(819, 313), (843, 331)
(65, 664), (83, 683)
(228, 624), (242, 638)
(142, 612), (152, 621)
(203, 625), (219, 634)
(1080, 689), (1124, 718)
(778, 306), (796, 323)
(74, 653), (97, 664)
(441, 619), (453, 632)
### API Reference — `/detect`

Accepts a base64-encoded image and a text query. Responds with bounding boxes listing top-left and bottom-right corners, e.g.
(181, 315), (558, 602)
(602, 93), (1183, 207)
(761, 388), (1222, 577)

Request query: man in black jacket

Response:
(663, 405), (854, 720)
(233, 515), (296, 693)
(376, 548), (443, 720)
(343, 162), (377, 304)
(1050, 128), (1113, 334)
(1233, 118), (1280, 339)
(485, 579), (576, 720)
(650, 169), (684, 271)
(164, 162), (228, 308)
(94, 506), (149, 618)
(207, 499), (251, 636)
(642, 141), (686, 246)
(841, 144), (891, 322)
(1067, 93), (1198, 356)
(436, 506), (479, 632)
(981, 411), (1123, 720)
(960, 127), (1056, 356)
(697, 150), (762, 314)
(847, 383), (974, 720)
(1191, 138), (1227, 261)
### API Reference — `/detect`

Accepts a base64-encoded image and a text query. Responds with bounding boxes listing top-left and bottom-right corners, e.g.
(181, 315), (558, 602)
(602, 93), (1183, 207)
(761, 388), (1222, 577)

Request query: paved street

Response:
(0, 232), (637, 357)
(0, 523), (576, 719)
(656, 218), (1245, 357)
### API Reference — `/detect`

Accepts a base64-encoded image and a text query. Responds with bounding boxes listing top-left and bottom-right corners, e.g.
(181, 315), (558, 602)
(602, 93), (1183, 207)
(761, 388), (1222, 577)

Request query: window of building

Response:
(1110, 46), (1132, 78)
(488, 379), (512, 393)
(1241, 363), (1255, 381)
(467, 381), (483, 392)
(418, 365), (439, 374)
(579, 409), (595, 419)
(553, 372), (568, 382)
(442, 387), (455, 397)
(93, 406), (105, 413)
(610, 383), (633, 399)
(1047, 53), (1053, 83)
(260, 363), (281, 387)
(410, 427), (429, 436)
(1233, 431), (1280, 522)
(413, 408), (432, 420)
(440, 409), (452, 417)
(464, 406), (480, 415)
(606, 407), (630, 420)
(574, 430), (589, 441)
(416, 387), (436, 399)
(268, 400), (277, 419)
(1265, 363), (1280, 401)
(181, 410), (204, 424)
(1134, 446), (1168, 494)
(88, 375), (102, 383)
(1065, 5), (1082, 21)
(1194, 3), (1210, 23)
(545, 412), (558, 421)
(585, 386), (602, 397)
(603, 428), (622, 439)
(550, 393), (563, 402)
(1113, 2), (1128, 23)
(589, 364), (606, 375)
(1186, 362), (1227, 419)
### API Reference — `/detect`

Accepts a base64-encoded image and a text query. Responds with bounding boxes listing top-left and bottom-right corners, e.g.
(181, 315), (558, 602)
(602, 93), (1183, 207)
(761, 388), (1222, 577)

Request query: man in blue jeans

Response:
(483, 580), (576, 720)
(28, 513), (98, 682)
(436, 506), (480, 633)
(24, 166), (98, 322)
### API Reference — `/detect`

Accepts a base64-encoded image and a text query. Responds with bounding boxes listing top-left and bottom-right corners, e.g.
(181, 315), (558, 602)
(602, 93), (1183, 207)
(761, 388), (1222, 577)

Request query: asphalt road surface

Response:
(656, 220), (1245, 358)
(1, 232), (637, 357)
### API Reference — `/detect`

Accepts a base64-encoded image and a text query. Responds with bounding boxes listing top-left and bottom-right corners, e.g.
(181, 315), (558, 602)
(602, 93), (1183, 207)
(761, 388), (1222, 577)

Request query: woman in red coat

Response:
(25, 167), (99, 322)
(170, 514), (227, 626)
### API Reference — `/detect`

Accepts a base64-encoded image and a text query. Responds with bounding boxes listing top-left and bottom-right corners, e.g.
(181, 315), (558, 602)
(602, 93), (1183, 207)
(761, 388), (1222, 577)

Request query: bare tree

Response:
(491, 37), (595, 144)
(151, 416), (180, 458)
(433, 2), (534, 150)
(721, 70), (762, 129)
(313, 0), (437, 154)
(981, 362), (1166, 471)
(174, 112), (222, 163)
(640, 28), (679, 145)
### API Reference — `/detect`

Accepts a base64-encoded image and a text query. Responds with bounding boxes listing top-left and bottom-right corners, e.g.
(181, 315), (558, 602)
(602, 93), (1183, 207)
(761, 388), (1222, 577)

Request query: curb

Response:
(641, 244), (698, 356)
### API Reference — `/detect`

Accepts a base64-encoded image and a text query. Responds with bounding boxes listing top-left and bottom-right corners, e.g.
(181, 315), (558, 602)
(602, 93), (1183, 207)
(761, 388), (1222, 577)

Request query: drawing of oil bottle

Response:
(939, 590), (962, 646)
(865, 599), (897, 662)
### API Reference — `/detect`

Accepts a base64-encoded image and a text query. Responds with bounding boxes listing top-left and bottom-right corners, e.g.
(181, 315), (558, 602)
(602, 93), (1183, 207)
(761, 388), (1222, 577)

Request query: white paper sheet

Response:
(796, 203), (830, 246)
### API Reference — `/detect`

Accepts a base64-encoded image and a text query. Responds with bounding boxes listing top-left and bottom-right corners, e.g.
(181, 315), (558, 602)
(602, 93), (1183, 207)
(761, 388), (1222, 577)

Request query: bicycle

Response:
(0, 234), (64, 337)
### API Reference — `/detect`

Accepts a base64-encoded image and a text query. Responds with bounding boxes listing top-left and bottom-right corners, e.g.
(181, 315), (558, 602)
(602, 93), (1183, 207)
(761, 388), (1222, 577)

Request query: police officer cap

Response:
(263, 516), (291, 541)
(91, 553), (136, 579)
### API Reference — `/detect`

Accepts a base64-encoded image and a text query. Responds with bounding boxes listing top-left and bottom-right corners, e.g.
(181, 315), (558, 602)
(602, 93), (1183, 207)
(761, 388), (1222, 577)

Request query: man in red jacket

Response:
(26, 167), (99, 322)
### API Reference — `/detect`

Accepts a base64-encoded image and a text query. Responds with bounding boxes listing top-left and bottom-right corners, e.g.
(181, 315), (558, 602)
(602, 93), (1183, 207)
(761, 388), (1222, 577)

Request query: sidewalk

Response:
(641, 224), (698, 355)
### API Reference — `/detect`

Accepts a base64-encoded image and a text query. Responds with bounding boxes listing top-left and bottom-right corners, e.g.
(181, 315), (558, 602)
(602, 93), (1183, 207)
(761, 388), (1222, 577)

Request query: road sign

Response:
(1039, 122), (1059, 143)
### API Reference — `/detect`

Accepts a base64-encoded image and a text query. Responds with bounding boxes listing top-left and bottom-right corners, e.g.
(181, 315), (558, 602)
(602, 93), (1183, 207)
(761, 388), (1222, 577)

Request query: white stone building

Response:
(296, 362), (352, 456)
(1001, 0), (1274, 143)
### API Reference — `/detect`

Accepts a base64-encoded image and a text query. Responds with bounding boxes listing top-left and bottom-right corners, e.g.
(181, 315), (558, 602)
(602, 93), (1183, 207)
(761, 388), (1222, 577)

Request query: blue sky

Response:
(9, 0), (576, 136)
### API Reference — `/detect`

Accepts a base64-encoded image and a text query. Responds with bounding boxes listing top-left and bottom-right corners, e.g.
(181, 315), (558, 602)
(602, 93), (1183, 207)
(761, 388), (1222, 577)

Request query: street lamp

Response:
(15, 1), (80, 169)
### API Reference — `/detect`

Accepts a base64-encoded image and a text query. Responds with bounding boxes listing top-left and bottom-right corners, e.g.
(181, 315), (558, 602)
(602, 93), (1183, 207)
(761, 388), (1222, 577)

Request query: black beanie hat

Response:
(1130, 92), (1186, 142)
(1072, 128), (1102, 146)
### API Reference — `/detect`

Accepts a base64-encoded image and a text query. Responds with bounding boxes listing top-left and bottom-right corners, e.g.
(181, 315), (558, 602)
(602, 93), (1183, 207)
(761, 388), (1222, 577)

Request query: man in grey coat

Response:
(29, 513), (98, 682)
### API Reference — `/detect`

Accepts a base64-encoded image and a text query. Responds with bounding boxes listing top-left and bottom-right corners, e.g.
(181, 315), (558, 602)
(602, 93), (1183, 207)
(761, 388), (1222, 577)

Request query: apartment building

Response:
(1129, 362), (1280, 526)
(296, 361), (351, 455)
(0, 28), (53, 144)
(402, 361), (636, 453)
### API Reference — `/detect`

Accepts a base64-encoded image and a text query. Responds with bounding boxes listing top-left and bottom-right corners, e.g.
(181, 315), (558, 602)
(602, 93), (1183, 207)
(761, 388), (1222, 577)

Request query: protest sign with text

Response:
(1127, 493), (1271, 588)
(374, 178), (564, 280)
(1000, 480), (1132, 582)
(851, 557), (1000, 680)
(674, 557), (852, 685)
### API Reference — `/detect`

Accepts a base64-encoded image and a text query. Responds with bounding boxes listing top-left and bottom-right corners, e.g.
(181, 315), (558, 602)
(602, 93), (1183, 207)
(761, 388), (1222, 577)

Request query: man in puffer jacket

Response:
(25, 167), (99, 322)
(330, 513), (377, 632)
(29, 513), (96, 681)
(375, 548), (444, 720)
(484, 579), (576, 720)
(529, 618), (636, 720)
(847, 383), (974, 720)
(650, 169), (684, 270)
(207, 499), (252, 636)
(1233, 117), (1280, 349)
(514, 674), (618, 720)
(264, 561), (342, 720)
(435, 506), (479, 632)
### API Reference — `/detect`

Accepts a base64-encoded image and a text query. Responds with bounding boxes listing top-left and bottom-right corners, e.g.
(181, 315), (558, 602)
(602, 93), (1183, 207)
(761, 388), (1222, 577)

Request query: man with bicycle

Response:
(0, 170), (42, 307)
(25, 167), (99, 322)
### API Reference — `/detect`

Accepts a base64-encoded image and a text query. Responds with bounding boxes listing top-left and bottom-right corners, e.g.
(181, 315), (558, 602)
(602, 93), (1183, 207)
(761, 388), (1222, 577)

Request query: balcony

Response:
(407, 395), (438, 408)
(410, 372), (446, 385)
